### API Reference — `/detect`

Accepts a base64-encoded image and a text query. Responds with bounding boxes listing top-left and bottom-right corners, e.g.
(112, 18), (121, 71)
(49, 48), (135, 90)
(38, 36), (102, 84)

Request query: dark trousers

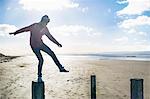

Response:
(31, 43), (63, 77)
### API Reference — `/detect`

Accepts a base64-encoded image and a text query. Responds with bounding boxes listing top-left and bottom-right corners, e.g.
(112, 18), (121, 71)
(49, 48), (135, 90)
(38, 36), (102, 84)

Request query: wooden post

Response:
(91, 75), (96, 99)
(130, 79), (144, 99)
(32, 81), (45, 99)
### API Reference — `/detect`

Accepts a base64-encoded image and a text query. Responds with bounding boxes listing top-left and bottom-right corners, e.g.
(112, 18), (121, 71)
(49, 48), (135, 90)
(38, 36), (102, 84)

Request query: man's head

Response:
(41, 15), (50, 24)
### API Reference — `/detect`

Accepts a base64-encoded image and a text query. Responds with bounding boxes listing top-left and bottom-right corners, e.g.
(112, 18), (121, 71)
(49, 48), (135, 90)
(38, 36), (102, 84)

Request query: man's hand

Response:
(58, 43), (62, 47)
(9, 32), (16, 35)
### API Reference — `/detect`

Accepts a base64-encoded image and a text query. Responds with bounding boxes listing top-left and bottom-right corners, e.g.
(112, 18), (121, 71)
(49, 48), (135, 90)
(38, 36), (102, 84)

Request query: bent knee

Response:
(38, 58), (44, 63)
(51, 51), (55, 54)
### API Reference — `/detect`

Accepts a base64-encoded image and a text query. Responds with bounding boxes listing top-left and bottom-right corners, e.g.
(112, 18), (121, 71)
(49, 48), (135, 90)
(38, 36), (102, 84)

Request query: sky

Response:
(0, 0), (150, 55)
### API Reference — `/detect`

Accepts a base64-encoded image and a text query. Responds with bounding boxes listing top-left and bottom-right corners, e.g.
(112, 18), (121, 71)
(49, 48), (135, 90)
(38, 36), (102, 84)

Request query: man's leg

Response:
(32, 48), (44, 77)
(41, 44), (69, 72)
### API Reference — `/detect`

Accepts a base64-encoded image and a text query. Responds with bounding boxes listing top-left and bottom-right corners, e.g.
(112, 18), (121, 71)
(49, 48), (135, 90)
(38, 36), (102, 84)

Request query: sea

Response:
(58, 51), (150, 61)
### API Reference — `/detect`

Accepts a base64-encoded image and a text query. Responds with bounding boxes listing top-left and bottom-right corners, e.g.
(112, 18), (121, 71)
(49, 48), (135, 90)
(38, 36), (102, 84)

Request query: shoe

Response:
(60, 68), (69, 72)
(37, 77), (44, 82)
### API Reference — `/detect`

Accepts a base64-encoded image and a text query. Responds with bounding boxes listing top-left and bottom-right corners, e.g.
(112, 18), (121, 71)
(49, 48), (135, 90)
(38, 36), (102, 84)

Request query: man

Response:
(9, 15), (69, 82)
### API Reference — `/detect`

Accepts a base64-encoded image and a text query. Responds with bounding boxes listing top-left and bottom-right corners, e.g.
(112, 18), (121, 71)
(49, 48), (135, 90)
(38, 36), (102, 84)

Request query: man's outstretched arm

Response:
(9, 24), (33, 35)
(45, 28), (62, 47)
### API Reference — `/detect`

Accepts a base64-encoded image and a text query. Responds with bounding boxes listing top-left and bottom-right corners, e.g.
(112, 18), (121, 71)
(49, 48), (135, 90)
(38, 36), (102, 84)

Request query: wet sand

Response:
(0, 54), (150, 99)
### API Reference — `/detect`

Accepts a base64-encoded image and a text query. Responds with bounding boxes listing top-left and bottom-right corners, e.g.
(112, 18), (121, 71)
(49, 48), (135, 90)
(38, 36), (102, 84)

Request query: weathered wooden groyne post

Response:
(130, 79), (144, 99)
(32, 81), (45, 99)
(91, 75), (96, 99)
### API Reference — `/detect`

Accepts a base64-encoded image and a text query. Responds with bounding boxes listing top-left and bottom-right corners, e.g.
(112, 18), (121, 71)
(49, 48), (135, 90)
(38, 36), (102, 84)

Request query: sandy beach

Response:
(0, 54), (150, 99)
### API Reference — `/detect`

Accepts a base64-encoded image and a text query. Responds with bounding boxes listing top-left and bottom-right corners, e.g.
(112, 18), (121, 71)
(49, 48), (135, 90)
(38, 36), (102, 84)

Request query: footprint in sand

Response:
(18, 63), (29, 68)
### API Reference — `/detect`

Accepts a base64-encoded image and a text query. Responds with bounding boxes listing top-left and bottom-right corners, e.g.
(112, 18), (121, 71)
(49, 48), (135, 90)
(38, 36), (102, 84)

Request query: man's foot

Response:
(37, 77), (44, 82)
(60, 68), (69, 72)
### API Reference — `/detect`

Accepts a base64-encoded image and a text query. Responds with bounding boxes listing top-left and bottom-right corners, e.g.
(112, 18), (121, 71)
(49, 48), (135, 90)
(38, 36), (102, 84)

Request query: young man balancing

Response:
(9, 15), (69, 82)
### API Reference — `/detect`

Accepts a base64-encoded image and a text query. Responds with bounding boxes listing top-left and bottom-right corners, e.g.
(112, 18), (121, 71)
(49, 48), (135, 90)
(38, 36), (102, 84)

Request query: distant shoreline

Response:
(57, 52), (150, 61)
(1, 50), (150, 62)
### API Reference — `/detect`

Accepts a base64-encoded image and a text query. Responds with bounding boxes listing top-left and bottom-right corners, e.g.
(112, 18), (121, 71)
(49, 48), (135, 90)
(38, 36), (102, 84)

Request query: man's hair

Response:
(41, 15), (49, 22)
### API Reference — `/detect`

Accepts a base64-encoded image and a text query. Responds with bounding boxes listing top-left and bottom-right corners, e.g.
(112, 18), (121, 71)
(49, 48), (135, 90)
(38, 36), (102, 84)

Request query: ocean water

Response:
(59, 51), (150, 61)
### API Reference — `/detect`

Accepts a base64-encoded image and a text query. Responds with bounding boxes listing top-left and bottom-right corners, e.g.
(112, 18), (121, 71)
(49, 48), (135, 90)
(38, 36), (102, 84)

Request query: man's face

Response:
(44, 17), (50, 24)
(46, 17), (50, 23)
(42, 16), (50, 24)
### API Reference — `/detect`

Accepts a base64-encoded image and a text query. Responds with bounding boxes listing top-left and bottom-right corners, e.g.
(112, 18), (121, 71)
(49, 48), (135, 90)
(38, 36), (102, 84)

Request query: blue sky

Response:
(0, 0), (150, 55)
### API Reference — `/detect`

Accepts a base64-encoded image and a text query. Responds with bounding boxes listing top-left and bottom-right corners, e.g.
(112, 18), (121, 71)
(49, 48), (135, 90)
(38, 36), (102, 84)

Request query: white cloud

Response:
(51, 25), (102, 36)
(118, 16), (150, 29)
(117, 0), (150, 15)
(113, 35), (150, 51)
(0, 24), (17, 37)
(115, 36), (129, 43)
(112, 43), (150, 51)
(117, 0), (128, 4)
(127, 29), (136, 34)
(135, 39), (147, 44)
(126, 29), (147, 36)
(53, 25), (93, 33)
(92, 32), (102, 36)
(116, 0), (150, 47)
(19, 0), (79, 11)
(138, 32), (147, 36)
(81, 7), (88, 13)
